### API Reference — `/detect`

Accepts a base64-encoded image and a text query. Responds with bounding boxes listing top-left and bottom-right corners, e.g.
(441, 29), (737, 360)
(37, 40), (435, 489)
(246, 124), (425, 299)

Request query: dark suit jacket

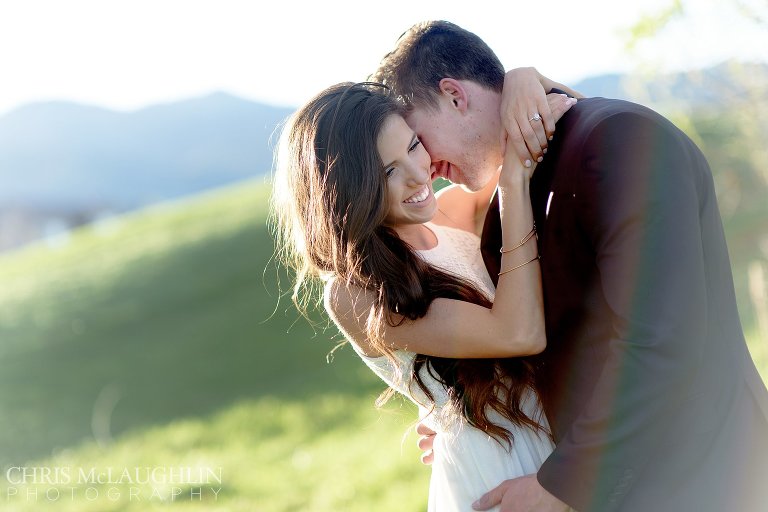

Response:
(481, 97), (768, 511)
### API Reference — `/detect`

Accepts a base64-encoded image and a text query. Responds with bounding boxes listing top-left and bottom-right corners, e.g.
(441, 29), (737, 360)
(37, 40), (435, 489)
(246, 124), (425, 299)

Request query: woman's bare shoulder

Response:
(323, 276), (355, 318)
(323, 276), (381, 357)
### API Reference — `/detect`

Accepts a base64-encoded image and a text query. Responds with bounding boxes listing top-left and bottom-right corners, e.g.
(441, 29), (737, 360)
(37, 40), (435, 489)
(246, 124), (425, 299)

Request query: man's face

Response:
(405, 97), (502, 192)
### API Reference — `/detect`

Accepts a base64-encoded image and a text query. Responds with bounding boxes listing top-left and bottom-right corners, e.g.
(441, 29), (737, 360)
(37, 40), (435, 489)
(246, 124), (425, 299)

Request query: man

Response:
(371, 20), (768, 511)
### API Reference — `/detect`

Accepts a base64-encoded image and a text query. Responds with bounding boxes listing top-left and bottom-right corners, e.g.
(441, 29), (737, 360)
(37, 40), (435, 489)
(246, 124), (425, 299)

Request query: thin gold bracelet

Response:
(500, 223), (537, 254)
(498, 254), (541, 276)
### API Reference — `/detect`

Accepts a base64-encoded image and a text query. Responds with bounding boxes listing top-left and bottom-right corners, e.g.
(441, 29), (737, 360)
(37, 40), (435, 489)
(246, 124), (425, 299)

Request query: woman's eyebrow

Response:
(382, 132), (418, 170)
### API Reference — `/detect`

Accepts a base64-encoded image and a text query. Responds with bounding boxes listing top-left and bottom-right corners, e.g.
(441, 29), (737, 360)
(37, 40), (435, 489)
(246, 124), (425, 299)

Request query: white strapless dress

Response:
(351, 222), (555, 511)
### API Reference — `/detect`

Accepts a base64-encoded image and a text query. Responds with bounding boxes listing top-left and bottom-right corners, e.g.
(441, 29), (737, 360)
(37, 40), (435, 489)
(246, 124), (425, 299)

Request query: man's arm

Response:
(536, 109), (709, 511)
(476, 105), (710, 512)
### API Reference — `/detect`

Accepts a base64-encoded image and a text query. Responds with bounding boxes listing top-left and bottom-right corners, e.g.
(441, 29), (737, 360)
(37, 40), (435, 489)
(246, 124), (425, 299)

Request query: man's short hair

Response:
(370, 20), (505, 112)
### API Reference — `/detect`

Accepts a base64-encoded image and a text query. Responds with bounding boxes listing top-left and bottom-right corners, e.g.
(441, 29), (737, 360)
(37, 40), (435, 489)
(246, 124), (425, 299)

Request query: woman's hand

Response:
(545, 92), (578, 128)
(500, 67), (581, 168)
(501, 92), (577, 183)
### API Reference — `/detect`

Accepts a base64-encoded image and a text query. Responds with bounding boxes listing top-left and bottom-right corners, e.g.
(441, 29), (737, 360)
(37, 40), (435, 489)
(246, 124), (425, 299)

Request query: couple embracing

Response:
(273, 20), (768, 512)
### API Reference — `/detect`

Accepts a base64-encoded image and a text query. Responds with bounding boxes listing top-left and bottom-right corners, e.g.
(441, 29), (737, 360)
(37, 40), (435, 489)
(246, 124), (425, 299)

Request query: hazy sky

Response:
(1, 0), (766, 115)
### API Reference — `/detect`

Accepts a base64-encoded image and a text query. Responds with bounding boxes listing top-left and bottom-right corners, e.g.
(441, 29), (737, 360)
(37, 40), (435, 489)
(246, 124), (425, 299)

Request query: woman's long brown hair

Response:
(271, 82), (546, 445)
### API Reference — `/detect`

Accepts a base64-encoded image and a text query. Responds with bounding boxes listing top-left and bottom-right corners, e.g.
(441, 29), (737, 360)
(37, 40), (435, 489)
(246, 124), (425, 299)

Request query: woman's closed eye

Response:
(408, 138), (422, 152)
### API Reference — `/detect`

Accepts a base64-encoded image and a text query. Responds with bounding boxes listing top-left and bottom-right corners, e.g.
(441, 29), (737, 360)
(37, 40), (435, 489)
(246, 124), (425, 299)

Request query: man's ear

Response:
(438, 78), (468, 113)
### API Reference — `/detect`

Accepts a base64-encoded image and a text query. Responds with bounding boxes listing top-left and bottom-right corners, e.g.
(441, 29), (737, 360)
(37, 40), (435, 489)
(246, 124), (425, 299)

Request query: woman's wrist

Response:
(499, 160), (534, 188)
(497, 179), (531, 220)
(498, 173), (530, 193)
(530, 67), (551, 92)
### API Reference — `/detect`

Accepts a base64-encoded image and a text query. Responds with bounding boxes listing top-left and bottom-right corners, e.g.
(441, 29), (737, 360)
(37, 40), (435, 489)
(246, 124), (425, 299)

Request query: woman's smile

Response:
(404, 185), (432, 204)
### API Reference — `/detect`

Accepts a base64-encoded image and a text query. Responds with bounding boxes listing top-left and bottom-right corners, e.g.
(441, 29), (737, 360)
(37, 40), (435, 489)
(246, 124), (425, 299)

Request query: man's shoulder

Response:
(555, 97), (681, 156)
(566, 97), (670, 130)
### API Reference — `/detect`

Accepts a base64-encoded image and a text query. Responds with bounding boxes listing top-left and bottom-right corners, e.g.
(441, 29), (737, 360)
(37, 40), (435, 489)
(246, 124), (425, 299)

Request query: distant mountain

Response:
(0, 92), (294, 210)
(572, 61), (768, 109)
(0, 92), (295, 251)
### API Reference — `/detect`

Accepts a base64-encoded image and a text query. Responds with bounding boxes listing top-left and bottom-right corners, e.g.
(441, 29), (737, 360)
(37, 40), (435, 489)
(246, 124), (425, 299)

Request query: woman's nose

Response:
(406, 163), (430, 186)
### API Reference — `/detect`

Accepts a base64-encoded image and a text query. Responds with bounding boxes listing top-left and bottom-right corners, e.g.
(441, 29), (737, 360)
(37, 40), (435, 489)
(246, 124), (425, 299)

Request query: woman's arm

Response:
(536, 69), (585, 99)
(501, 67), (583, 167)
(326, 145), (542, 359)
(325, 96), (573, 360)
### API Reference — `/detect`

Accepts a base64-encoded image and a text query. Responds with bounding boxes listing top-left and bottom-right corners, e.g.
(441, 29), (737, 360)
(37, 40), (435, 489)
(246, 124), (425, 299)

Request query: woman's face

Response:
(377, 114), (437, 227)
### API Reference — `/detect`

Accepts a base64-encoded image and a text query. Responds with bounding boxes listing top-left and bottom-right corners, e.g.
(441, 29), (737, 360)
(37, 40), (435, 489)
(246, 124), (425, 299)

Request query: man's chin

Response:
(429, 177), (479, 194)
(431, 179), (483, 193)
(460, 178), (489, 193)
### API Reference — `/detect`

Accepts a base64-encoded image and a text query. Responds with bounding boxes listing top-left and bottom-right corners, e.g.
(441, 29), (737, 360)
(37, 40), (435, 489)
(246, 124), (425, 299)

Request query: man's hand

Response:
(416, 422), (436, 465)
(472, 474), (570, 512)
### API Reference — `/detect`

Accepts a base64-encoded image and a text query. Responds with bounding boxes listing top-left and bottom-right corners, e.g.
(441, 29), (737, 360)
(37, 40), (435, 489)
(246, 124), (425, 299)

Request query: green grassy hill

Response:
(0, 179), (764, 511)
(0, 180), (428, 511)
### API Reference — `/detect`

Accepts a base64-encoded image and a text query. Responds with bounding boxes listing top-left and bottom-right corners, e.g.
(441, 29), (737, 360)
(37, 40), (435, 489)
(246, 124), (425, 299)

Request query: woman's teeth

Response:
(404, 186), (430, 204)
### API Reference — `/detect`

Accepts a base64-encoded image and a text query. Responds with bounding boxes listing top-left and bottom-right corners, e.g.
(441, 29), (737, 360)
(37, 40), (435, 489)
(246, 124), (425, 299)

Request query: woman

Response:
(271, 75), (575, 511)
